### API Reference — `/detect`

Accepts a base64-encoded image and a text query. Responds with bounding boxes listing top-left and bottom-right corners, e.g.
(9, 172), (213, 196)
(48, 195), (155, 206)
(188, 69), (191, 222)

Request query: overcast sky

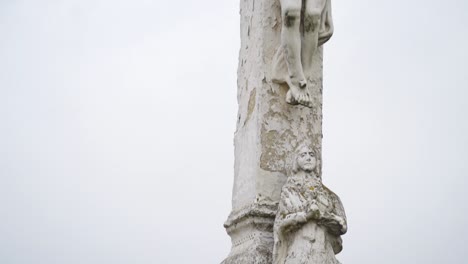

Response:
(1, 0), (468, 263)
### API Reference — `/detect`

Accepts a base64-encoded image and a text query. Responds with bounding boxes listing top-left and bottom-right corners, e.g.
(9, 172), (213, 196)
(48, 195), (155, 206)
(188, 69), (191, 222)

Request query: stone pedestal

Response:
(222, 0), (325, 262)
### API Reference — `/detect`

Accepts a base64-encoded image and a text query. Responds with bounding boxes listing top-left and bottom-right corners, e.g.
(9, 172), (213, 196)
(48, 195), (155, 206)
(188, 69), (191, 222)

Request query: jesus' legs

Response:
(279, 0), (311, 106)
(302, 0), (326, 78)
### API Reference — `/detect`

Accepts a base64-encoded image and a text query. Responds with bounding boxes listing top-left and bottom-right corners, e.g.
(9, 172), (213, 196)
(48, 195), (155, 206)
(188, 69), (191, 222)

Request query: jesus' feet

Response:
(286, 79), (313, 108)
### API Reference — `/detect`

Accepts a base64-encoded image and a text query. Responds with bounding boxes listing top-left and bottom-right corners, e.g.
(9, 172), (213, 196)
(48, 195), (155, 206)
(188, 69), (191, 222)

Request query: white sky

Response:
(1, 0), (467, 263)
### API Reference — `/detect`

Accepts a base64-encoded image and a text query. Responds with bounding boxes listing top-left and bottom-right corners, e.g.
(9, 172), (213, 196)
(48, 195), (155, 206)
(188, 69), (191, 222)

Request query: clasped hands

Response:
(281, 201), (346, 235)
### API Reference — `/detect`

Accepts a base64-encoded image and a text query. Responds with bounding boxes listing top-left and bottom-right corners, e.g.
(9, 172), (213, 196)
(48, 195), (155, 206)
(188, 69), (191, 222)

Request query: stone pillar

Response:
(222, 0), (325, 263)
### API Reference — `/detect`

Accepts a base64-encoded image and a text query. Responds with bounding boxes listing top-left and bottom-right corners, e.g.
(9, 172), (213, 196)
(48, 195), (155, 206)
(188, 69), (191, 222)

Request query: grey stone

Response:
(222, 0), (346, 263)
(273, 144), (346, 264)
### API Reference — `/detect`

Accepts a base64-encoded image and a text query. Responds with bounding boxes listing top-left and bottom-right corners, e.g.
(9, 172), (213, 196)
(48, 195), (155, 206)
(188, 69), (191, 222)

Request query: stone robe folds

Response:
(273, 174), (346, 264)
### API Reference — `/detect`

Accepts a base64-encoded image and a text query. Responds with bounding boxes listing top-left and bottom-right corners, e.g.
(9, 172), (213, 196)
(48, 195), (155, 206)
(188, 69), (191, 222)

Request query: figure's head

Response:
(292, 143), (319, 175)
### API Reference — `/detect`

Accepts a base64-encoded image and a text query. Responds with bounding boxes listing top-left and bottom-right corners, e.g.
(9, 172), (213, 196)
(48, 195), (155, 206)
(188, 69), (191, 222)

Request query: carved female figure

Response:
(272, 0), (333, 107)
(273, 144), (346, 264)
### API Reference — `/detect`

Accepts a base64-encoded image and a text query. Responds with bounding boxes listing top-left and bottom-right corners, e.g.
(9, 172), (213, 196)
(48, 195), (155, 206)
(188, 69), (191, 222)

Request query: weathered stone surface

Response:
(271, 0), (333, 107)
(231, 0), (323, 213)
(222, 202), (275, 264)
(222, 0), (338, 262)
(273, 144), (346, 264)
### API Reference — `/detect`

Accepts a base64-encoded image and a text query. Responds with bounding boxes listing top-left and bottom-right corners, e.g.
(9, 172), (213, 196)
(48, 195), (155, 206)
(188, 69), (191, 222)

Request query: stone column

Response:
(221, 0), (325, 263)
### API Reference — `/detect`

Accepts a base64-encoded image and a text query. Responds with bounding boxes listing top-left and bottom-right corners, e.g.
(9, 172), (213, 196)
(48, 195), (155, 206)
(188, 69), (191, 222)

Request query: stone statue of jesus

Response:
(272, 0), (333, 107)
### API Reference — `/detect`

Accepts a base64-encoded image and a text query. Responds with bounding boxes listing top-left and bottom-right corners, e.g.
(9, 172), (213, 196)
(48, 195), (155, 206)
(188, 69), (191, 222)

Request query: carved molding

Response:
(224, 201), (278, 234)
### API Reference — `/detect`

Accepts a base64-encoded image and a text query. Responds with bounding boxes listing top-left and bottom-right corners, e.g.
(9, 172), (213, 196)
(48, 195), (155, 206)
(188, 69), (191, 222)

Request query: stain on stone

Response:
(303, 14), (320, 32)
(260, 128), (295, 174)
(244, 88), (256, 126)
(284, 11), (297, 27)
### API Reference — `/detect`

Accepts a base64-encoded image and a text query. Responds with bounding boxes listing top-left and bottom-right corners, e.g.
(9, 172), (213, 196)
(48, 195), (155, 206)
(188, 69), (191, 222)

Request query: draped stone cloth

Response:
(273, 173), (346, 264)
(271, 0), (333, 84)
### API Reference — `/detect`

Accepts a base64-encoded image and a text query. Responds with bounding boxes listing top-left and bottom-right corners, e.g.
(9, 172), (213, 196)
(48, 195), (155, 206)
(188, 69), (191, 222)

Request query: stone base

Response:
(221, 233), (273, 264)
(221, 202), (276, 264)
